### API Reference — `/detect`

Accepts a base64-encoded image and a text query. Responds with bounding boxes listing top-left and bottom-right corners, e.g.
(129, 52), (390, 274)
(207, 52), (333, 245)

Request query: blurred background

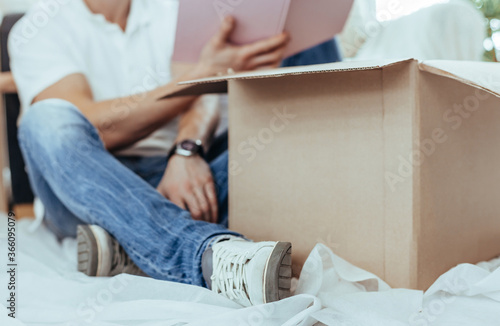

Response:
(470, 0), (500, 61)
(2, 0), (498, 60)
(382, 0), (500, 62)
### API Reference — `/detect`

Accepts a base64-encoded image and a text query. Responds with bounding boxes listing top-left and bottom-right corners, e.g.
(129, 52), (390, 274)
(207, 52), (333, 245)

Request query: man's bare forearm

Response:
(175, 95), (221, 152)
(34, 66), (212, 151)
(84, 66), (215, 151)
(0, 72), (17, 94)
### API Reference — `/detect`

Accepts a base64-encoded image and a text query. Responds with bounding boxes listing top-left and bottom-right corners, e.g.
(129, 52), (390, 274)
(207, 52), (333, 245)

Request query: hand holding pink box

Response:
(173, 0), (354, 63)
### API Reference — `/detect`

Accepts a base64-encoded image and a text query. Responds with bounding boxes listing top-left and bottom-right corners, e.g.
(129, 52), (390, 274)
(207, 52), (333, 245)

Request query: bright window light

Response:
(377, 0), (450, 21)
(484, 38), (494, 51)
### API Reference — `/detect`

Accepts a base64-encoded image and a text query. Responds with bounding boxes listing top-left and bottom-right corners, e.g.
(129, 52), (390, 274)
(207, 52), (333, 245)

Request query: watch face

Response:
(180, 140), (198, 152)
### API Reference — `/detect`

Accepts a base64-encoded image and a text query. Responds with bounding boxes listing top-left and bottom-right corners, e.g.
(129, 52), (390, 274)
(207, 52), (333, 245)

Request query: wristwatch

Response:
(168, 139), (205, 160)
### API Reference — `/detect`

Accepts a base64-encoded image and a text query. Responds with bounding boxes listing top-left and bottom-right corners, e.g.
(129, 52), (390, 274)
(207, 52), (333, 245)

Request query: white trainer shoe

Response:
(210, 237), (292, 307)
(77, 225), (145, 277)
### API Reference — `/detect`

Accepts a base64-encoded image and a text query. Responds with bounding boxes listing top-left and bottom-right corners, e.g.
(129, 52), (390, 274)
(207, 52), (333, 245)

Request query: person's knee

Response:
(19, 99), (81, 139)
(18, 99), (99, 158)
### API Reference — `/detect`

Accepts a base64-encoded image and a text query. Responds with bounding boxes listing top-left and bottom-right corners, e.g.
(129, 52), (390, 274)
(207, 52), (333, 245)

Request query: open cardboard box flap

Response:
(419, 60), (500, 97)
(162, 58), (500, 99)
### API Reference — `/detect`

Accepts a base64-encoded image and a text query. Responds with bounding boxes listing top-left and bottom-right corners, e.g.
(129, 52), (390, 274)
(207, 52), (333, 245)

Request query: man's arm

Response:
(0, 72), (17, 94)
(33, 69), (207, 152)
(175, 95), (221, 152)
(157, 95), (221, 222)
(169, 64), (222, 150)
(32, 17), (289, 152)
(153, 18), (290, 223)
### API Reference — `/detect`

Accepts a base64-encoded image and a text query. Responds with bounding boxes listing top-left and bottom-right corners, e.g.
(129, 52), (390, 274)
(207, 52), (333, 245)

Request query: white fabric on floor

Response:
(1, 217), (500, 326)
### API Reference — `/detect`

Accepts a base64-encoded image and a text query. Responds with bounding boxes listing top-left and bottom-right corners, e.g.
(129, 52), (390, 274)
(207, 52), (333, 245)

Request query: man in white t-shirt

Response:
(10, 0), (293, 307)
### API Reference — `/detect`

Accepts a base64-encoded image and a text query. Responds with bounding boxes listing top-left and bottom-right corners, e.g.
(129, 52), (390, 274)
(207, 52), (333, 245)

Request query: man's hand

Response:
(195, 17), (290, 76)
(157, 155), (218, 223)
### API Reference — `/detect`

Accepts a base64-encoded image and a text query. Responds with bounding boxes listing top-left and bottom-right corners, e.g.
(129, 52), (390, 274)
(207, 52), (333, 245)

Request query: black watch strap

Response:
(167, 139), (205, 161)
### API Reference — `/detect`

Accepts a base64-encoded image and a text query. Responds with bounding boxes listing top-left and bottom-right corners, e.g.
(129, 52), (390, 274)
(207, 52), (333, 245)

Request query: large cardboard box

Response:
(172, 59), (500, 290)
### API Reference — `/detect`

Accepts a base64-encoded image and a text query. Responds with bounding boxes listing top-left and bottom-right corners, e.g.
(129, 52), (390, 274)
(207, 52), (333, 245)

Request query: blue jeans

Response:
(18, 99), (240, 286)
(282, 37), (342, 67)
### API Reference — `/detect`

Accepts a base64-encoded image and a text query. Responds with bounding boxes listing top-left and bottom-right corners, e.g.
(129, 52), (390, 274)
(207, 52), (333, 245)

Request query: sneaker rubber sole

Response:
(263, 242), (292, 303)
(77, 225), (112, 276)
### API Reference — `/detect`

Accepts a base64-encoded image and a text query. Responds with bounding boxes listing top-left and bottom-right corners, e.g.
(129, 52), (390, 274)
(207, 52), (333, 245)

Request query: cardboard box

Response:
(171, 59), (500, 290)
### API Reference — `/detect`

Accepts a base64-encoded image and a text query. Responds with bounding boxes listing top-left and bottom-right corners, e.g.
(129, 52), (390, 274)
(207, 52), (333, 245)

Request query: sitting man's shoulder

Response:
(9, 0), (84, 54)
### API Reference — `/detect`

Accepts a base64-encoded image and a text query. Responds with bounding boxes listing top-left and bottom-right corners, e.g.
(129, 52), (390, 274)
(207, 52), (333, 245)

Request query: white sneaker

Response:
(77, 225), (145, 277)
(210, 237), (292, 307)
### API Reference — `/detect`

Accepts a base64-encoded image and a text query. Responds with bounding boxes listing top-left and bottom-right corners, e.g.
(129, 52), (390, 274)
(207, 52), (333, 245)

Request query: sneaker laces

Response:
(110, 239), (144, 276)
(211, 244), (253, 302)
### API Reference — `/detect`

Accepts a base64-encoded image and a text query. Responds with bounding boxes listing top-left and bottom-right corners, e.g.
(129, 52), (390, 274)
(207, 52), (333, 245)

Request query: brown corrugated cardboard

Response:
(169, 59), (500, 290)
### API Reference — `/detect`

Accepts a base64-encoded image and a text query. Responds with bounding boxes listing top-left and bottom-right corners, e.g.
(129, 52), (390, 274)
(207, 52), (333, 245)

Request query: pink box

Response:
(173, 0), (354, 63)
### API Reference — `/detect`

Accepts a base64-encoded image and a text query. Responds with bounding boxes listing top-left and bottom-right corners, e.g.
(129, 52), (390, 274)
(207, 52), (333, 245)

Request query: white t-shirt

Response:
(9, 0), (181, 157)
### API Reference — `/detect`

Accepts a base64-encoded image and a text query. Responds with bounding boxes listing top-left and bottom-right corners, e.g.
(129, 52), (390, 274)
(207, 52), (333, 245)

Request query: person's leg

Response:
(24, 160), (85, 239)
(281, 37), (342, 67)
(209, 151), (229, 227)
(18, 99), (240, 286)
(115, 156), (167, 189)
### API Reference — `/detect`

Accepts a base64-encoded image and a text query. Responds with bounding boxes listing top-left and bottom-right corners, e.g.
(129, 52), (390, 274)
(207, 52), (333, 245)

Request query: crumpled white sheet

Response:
(0, 217), (499, 326)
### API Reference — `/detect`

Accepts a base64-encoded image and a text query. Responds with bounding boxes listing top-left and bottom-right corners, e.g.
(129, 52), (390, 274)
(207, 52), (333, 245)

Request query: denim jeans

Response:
(18, 99), (240, 286)
(282, 37), (342, 67)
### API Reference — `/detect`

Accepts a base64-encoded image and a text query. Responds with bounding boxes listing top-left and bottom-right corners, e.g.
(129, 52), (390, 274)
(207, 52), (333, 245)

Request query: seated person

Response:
(9, 0), (339, 307)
